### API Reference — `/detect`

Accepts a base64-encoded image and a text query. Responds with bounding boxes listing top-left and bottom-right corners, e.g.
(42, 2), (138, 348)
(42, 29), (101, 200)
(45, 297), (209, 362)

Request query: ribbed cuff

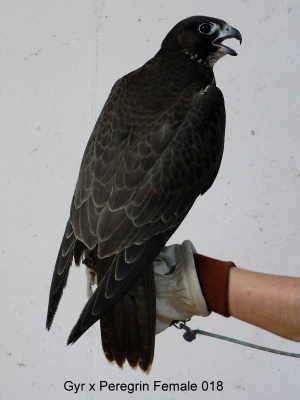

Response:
(193, 253), (236, 317)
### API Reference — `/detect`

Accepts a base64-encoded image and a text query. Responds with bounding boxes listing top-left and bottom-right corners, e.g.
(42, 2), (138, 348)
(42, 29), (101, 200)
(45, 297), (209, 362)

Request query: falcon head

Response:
(161, 16), (242, 67)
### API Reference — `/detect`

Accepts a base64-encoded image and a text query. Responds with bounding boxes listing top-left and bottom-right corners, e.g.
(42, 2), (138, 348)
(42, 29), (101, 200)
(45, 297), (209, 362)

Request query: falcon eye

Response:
(198, 23), (213, 34)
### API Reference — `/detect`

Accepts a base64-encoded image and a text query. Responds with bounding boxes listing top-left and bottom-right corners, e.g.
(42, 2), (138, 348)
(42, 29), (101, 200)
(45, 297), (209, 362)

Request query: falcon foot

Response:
(156, 252), (176, 275)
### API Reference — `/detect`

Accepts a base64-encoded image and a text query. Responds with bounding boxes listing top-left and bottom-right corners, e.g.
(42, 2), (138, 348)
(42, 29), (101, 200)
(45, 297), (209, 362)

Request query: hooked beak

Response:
(213, 26), (242, 56)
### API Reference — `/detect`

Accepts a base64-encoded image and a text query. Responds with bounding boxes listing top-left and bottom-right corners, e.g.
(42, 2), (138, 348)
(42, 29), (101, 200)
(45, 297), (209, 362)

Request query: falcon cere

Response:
(64, 380), (199, 393)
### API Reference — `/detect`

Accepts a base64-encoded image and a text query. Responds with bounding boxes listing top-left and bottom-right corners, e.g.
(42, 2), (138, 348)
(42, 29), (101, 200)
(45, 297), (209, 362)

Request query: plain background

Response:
(1, 0), (299, 398)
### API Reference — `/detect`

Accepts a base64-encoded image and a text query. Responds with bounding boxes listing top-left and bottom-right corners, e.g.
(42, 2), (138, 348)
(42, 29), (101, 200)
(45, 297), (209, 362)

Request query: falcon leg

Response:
(83, 255), (97, 299)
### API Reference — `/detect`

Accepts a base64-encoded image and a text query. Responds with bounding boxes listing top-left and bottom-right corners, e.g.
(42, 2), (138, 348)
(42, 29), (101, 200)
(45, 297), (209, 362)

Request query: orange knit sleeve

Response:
(193, 253), (236, 317)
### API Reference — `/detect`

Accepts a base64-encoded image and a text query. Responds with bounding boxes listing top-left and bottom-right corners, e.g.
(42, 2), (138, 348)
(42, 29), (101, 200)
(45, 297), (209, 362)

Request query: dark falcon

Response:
(46, 16), (241, 372)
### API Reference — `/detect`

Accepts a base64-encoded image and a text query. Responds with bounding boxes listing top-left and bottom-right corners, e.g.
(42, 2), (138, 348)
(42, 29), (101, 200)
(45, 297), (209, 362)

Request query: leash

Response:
(173, 320), (300, 358)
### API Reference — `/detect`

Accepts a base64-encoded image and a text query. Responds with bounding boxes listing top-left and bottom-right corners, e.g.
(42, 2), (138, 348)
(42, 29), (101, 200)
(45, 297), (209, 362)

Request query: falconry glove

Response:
(154, 240), (210, 334)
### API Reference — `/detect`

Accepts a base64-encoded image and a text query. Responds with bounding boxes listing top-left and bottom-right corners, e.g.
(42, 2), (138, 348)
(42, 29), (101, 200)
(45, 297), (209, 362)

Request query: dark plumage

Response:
(46, 16), (241, 372)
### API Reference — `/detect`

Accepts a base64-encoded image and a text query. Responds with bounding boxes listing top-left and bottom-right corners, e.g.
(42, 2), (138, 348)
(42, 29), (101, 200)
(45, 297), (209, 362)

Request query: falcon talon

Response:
(164, 264), (176, 275)
(156, 252), (176, 275)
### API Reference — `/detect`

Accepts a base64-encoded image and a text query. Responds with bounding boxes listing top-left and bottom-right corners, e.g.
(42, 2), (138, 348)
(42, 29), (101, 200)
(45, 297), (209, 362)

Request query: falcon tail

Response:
(100, 265), (156, 373)
(47, 228), (167, 372)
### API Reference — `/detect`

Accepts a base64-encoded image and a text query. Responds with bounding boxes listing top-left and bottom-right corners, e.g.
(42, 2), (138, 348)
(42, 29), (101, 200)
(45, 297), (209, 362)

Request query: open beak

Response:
(213, 26), (242, 56)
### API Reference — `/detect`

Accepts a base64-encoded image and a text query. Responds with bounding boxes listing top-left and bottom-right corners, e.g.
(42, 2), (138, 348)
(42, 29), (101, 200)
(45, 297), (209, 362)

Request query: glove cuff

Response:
(181, 240), (210, 317)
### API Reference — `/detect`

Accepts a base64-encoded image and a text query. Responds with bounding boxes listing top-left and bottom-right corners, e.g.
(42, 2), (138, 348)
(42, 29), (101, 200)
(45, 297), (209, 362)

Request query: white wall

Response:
(1, 1), (299, 399)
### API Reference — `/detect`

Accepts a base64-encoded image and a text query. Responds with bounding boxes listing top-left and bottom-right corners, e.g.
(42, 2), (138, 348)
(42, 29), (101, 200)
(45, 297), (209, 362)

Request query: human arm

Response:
(228, 267), (300, 342)
(155, 242), (300, 342)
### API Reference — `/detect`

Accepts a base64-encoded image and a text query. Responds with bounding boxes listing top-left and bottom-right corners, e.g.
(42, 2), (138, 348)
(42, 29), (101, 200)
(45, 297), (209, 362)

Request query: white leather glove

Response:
(154, 240), (210, 334)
